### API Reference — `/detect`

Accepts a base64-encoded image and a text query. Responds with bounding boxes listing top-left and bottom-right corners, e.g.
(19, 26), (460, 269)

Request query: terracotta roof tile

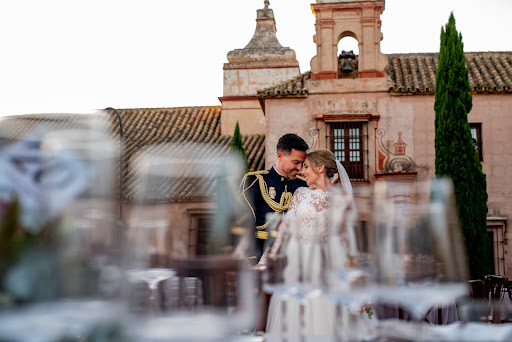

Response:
(104, 106), (265, 201)
(387, 52), (512, 94)
(256, 52), (512, 98)
(257, 71), (311, 99)
(129, 142), (230, 203)
(0, 114), (94, 145)
(0, 107), (265, 203)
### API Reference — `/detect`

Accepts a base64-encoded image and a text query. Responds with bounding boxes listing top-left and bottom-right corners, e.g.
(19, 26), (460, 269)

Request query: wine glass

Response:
(41, 123), (125, 338)
(262, 206), (334, 340)
(123, 142), (256, 341)
(261, 214), (295, 339)
(125, 218), (175, 315)
(370, 178), (469, 331)
(0, 112), (125, 341)
(41, 126), (123, 299)
(325, 185), (376, 341)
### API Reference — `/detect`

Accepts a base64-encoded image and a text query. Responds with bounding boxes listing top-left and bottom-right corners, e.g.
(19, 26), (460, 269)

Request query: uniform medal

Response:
(269, 186), (277, 199)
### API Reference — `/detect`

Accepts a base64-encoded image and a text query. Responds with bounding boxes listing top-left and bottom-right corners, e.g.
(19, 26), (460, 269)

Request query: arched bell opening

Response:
(337, 35), (359, 79)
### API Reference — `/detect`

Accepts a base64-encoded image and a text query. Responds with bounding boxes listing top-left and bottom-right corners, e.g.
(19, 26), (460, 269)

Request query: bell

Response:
(341, 59), (353, 73)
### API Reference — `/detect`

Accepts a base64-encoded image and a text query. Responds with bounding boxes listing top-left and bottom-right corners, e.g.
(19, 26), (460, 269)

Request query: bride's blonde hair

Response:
(306, 149), (339, 182)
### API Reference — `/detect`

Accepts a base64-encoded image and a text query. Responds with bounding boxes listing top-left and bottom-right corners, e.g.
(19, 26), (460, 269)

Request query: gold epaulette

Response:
(238, 169), (293, 240)
(296, 175), (306, 182)
(244, 170), (269, 177)
(238, 170), (269, 196)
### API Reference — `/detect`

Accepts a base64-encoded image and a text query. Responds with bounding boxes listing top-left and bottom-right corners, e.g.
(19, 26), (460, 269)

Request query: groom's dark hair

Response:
(276, 133), (309, 154)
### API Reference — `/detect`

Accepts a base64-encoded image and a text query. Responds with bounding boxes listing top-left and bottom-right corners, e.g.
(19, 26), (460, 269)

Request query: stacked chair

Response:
(466, 274), (510, 323)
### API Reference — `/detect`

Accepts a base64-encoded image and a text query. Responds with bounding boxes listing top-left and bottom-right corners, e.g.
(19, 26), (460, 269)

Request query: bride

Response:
(260, 148), (355, 335)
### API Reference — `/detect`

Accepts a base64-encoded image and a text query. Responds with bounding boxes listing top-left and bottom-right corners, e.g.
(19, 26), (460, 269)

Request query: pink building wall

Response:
(263, 89), (512, 276)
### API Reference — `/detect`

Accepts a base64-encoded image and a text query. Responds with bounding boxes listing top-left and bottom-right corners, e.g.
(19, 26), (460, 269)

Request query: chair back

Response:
(508, 282), (512, 302)
(164, 276), (203, 309)
(169, 255), (243, 307)
(467, 279), (485, 300)
(484, 275), (508, 301)
(372, 302), (413, 321)
(484, 275), (509, 323)
(460, 276), (510, 324)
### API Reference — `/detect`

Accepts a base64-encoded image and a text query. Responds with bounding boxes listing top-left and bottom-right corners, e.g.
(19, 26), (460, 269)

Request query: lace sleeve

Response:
(268, 187), (305, 255)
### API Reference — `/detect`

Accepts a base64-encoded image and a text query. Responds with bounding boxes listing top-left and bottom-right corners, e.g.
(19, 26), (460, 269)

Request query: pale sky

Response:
(1, 0), (511, 116)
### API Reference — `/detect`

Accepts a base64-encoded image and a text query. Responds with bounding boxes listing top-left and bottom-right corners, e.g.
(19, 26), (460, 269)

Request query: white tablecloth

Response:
(376, 319), (512, 342)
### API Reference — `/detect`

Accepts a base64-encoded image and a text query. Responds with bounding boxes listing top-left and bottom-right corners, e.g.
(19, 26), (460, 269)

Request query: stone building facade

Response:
(223, 0), (512, 276)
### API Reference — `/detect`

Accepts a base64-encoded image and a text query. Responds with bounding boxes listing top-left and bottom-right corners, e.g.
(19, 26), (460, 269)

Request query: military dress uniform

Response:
(239, 166), (308, 261)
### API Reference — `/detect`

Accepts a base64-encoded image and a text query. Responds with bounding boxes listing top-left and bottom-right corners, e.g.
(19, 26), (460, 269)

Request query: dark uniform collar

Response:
(270, 165), (289, 182)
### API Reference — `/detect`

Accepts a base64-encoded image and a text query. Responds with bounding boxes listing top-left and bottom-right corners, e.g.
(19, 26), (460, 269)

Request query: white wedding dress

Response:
(262, 186), (351, 336)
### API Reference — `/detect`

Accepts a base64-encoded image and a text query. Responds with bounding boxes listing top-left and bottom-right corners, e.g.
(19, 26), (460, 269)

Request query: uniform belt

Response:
(255, 230), (278, 240)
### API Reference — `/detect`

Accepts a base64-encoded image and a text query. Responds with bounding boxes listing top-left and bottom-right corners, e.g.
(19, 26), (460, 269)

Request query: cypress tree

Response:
(434, 13), (492, 279)
(230, 121), (249, 172)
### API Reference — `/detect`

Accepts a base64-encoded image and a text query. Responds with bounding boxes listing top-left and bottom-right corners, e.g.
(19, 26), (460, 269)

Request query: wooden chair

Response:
(423, 305), (444, 325)
(508, 281), (512, 302)
(483, 275), (509, 323)
(422, 280), (486, 325)
(164, 276), (203, 309)
(168, 255), (243, 309)
(372, 302), (414, 321)
(483, 275), (508, 302)
(467, 279), (485, 300)
(459, 277), (512, 324)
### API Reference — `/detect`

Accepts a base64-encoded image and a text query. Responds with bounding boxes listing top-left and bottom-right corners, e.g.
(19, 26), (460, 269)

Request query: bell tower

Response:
(310, 0), (387, 80)
(220, 0), (300, 135)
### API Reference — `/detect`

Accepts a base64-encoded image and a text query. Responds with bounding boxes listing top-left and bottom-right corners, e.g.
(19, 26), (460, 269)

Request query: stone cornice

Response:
(315, 113), (380, 121)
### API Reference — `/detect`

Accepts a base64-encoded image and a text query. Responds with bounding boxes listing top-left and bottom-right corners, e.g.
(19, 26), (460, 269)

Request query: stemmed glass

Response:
(294, 213), (330, 340)
(0, 112), (125, 341)
(325, 185), (376, 342)
(262, 208), (331, 340)
(125, 218), (175, 314)
(260, 213), (294, 338)
(123, 142), (256, 341)
(370, 178), (468, 338)
(42, 126), (123, 298)
(41, 124), (125, 338)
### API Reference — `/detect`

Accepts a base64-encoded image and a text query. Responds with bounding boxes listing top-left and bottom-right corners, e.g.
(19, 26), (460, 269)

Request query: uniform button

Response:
(281, 177), (284, 181)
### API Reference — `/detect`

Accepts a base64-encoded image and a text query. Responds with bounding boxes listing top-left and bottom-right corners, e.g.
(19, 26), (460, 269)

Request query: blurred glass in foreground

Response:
(122, 142), (256, 341)
(326, 184), (377, 341)
(370, 177), (469, 322)
(0, 112), (125, 341)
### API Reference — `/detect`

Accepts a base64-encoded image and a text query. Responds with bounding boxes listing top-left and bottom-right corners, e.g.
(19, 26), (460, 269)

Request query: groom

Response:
(239, 133), (309, 262)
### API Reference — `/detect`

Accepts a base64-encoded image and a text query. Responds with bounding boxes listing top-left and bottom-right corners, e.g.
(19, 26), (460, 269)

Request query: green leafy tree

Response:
(434, 13), (492, 279)
(230, 121), (249, 172)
